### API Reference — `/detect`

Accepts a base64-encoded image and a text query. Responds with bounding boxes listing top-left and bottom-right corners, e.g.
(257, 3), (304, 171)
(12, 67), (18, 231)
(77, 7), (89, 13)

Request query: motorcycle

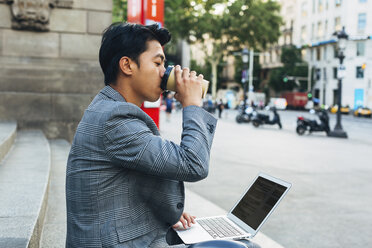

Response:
(251, 107), (282, 129)
(236, 106), (256, 124)
(296, 109), (330, 135)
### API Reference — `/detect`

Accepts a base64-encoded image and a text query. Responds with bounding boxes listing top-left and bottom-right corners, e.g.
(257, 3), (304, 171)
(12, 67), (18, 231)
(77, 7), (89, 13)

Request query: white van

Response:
(269, 98), (287, 110)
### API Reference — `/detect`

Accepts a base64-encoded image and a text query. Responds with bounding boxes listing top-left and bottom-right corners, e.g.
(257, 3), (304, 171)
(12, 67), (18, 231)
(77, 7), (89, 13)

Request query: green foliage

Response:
(225, 0), (282, 50)
(190, 59), (211, 82)
(269, 45), (310, 92)
(112, 0), (127, 23)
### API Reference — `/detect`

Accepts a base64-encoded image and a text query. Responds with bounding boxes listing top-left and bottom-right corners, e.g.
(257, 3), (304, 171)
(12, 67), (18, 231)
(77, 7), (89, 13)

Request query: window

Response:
(333, 44), (338, 58)
(301, 26), (307, 42)
(333, 67), (337, 79)
(326, 0), (329, 9)
(312, 23), (315, 39)
(334, 17), (341, 31)
(316, 47), (321, 61)
(323, 68), (327, 80)
(358, 13), (367, 31)
(356, 42), (365, 56)
(313, 0), (316, 13)
(324, 46), (328, 60)
(302, 2), (308, 17)
(318, 0), (323, 12)
(315, 68), (321, 80)
(335, 0), (341, 7)
(325, 20), (328, 37)
(317, 22), (323, 39)
(301, 49), (307, 60)
(356, 66), (364, 78)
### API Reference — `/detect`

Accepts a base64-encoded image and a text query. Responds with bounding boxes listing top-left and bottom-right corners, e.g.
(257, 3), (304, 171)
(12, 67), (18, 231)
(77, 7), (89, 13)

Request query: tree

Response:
(112, 0), (127, 23)
(186, 0), (282, 99)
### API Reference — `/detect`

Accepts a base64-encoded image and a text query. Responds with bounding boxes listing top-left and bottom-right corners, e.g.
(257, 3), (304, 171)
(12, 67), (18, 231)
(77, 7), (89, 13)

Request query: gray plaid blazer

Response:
(66, 86), (217, 247)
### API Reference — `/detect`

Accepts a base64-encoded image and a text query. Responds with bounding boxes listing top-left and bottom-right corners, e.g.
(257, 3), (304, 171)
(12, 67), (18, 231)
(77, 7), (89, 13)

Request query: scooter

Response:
(236, 106), (256, 123)
(296, 109), (330, 135)
(251, 107), (282, 129)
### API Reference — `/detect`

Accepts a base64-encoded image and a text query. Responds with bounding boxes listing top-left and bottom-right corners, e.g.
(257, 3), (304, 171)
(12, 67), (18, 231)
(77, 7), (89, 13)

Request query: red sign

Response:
(127, 0), (144, 24)
(145, 0), (164, 27)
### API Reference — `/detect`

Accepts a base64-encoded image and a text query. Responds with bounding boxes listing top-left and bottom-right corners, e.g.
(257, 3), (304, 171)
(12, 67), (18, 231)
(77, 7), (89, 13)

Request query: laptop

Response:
(174, 172), (292, 244)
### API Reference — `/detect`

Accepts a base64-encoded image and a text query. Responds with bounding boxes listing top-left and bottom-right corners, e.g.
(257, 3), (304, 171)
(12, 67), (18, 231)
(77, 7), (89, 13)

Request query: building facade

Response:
(0, 0), (112, 141)
(261, 0), (372, 109)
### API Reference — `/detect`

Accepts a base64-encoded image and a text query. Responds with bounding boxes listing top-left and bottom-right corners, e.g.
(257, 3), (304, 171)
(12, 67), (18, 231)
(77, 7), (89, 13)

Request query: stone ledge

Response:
(0, 121), (16, 163)
(0, 130), (51, 248)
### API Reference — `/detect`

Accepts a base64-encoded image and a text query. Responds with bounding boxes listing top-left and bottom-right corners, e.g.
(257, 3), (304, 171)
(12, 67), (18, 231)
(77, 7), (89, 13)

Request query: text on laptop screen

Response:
(231, 176), (287, 230)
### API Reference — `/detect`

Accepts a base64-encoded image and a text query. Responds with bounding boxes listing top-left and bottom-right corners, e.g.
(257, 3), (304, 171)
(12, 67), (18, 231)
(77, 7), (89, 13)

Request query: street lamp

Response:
(328, 26), (348, 138)
(241, 48), (249, 112)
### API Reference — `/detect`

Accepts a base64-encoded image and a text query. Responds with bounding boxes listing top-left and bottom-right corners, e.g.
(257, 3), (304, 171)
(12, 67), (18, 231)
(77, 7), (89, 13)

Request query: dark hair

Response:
(99, 22), (171, 85)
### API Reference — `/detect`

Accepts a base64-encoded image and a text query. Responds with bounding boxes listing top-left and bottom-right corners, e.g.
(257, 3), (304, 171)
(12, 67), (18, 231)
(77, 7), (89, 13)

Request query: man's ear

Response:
(119, 56), (135, 76)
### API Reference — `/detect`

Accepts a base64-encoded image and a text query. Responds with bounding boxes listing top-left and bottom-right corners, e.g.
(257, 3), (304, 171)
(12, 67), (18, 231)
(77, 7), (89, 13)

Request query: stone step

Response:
(0, 121), (17, 162)
(40, 139), (70, 248)
(0, 130), (51, 248)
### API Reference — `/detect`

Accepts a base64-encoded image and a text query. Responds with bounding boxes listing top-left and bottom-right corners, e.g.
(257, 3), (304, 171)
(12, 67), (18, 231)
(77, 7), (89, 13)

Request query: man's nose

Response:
(160, 66), (166, 77)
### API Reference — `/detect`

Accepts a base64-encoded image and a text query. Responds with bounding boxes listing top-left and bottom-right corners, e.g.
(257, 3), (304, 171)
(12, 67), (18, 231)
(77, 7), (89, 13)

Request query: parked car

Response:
(354, 107), (372, 117)
(330, 105), (350, 115)
(268, 98), (287, 110)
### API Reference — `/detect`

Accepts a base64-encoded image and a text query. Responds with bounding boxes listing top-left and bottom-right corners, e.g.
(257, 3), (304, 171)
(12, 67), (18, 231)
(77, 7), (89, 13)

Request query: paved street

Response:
(159, 108), (372, 248)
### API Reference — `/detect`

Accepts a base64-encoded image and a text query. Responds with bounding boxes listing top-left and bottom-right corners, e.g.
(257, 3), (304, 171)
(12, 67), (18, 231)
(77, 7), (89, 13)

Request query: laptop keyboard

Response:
(196, 217), (245, 239)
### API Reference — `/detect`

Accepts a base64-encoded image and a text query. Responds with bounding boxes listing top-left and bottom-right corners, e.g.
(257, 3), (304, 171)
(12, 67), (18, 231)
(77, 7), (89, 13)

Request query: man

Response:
(66, 22), (217, 247)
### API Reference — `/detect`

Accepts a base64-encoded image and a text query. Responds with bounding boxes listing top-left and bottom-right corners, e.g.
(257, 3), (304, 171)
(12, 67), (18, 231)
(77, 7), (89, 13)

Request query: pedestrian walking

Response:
(217, 99), (224, 118)
(165, 93), (174, 122)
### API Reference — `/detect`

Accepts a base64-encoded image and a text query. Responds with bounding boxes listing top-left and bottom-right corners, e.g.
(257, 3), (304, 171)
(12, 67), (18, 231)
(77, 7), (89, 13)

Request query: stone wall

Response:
(0, 0), (112, 141)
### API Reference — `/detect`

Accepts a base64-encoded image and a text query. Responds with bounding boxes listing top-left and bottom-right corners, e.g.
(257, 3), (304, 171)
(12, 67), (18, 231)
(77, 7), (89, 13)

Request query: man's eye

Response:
(155, 62), (161, 66)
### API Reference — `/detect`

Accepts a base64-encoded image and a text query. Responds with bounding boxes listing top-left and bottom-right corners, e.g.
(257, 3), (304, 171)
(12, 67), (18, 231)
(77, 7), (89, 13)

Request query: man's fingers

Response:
(191, 216), (196, 224)
(190, 70), (197, 78)
(182, 67), (190, 80)
(180, 217), (187, 229)
(184, 214), (192, 227)
(175, 65), (182, 85)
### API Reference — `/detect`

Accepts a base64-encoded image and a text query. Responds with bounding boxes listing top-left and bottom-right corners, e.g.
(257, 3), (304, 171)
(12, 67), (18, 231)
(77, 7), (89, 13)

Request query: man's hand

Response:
(173, 65), (204, 108)
(172, 212), (196, 229)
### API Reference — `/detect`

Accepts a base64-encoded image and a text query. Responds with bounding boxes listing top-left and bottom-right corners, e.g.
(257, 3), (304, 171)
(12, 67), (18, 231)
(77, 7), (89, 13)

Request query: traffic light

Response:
(307, 92), (313, 100)
(283, 75), (288, 83)
(362, 63), (366, 70)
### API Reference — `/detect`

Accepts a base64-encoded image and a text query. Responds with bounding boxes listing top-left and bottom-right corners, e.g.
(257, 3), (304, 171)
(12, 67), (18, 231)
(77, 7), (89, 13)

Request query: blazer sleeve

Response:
(103, 105), (217, 182)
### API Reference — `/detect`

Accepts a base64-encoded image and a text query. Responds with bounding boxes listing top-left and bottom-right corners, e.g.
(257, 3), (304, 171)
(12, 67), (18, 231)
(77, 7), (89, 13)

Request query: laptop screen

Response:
(231, 176), (287, 230)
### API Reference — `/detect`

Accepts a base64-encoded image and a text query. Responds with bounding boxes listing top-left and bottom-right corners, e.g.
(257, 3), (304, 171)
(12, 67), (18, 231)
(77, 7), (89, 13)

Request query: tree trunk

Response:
(211, 61), (218, 100)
